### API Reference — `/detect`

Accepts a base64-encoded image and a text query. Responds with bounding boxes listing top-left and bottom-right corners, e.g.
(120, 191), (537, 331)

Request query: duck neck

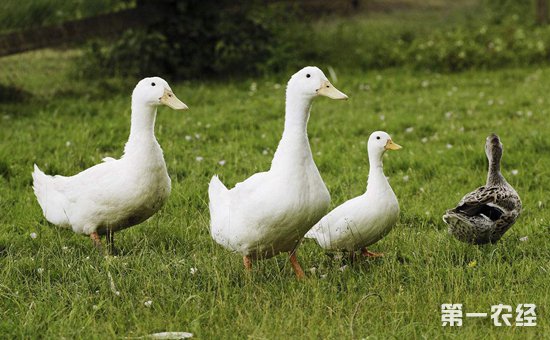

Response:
(487, 155), (505, 186)
(366, 151), (388, 192)
(272, 93), (313, 169)
(282, 93), (311, 138)
(124, 103), (158, 155)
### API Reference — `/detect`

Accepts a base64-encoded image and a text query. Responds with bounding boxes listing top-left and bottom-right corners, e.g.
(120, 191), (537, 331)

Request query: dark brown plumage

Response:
(443, 134), (522, 244)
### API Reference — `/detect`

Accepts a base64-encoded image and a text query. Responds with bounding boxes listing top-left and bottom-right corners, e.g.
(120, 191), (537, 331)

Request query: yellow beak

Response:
(385, 139), (402, 150)
(160, 89), (188, 110)
(316, 80), (348, 100)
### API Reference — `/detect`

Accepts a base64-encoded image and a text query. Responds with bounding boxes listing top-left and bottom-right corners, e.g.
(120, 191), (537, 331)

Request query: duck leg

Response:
(361, 247), (384, 258)
(348, 250), (357, 264)
(106, 229), (119, 256)
(289, 251), (305, 279)
(90, 232), (102, 251)
(243, 256), (252, 271)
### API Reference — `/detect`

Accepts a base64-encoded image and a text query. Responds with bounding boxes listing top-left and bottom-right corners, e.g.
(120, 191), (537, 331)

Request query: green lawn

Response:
(0, 50), (548, 338)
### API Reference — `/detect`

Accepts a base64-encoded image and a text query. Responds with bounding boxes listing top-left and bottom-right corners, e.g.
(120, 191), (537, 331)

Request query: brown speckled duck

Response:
(443, 134), (522, 244)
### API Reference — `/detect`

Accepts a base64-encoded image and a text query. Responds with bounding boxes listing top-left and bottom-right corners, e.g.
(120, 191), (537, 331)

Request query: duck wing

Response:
(453, 185), (520, 220)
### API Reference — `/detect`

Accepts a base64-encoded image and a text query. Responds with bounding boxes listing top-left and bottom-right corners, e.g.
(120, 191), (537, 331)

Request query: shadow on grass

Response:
(0, 83), (32, 103)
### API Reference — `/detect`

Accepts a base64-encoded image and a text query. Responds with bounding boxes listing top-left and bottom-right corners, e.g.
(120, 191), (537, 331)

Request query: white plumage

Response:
(306, 131), (401, 257)
(208, 66), (348, 277)
(32, 77), (187, 252)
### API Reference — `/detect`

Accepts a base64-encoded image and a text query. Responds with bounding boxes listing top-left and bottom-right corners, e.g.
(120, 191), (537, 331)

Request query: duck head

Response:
(132, 77), (188, 110)
(286, 66), (348, 100)
(368, 131), (402, 161)
(485, 133), (503, 164)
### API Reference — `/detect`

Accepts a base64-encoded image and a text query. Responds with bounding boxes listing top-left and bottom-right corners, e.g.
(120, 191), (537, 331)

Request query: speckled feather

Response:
(443, 134), (521, 244)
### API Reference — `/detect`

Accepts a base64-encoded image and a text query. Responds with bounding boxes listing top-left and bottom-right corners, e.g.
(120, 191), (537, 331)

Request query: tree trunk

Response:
(536, 0), (549, 25)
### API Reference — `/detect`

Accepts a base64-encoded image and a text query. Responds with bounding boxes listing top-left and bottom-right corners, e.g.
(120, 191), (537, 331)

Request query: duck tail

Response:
(304, 223), (321, 240)
(32, 164), (69, 226)
(208, 175), (229, 234)
(304, 229), (318, 239)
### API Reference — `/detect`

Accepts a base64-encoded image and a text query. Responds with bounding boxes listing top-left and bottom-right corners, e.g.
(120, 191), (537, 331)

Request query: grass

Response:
(1, 47), (549, 338)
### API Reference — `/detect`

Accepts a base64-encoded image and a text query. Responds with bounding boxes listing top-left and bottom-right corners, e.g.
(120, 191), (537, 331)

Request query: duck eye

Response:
(376, 136), (381, 140)
(151, 82), (156, 86)
(306, 74), (310, 78)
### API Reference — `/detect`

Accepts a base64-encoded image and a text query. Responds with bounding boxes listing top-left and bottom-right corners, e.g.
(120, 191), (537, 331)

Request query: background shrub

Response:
(80, 0), (309, 79)
(77, 0), (550, 78)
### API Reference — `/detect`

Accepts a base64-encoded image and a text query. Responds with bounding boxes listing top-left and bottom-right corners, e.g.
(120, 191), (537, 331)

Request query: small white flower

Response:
(195, 156), (203, 162)
(446, 144), (453, 149)
(511, 169), (519, 175)
(320, 274), (327, 279)
(62, 246), (69, 251)
(339, 265), (348, 272)
(144, 300), (153, 308)
(309, 267), (317, 274)
(261, 133), (266, 139)
(185, 135), (192, 141)
(250, 82), (257, 92)
(65, 141), (72, 147)
(421, 80), (429, 88)
(402, 175), (409, 182)
(487, 99), (494, 106)
(405, 127), (414, 133)
(194, 133), (201, 139)
(86, 256), (90, 260)
(95, 290), (100, 294)
(218, 160), (226, 166)
(359, 83), (370, 91)
(190, 267), (198, 275)
(92, 305), (99, 311)
(538, 201), (543, 208)
(262, 149), (268, 155)
(519, 236), (528, 242)
(421, 137), (428, 143)
(30, 232), (37, 239)
(445, 111), (453, 119)
(115, 291), (121, 296)
(37, 268), (44, 274)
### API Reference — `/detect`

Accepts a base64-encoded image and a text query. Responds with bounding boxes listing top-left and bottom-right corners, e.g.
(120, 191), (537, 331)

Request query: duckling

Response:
(32, 77), (188, 254)
(208, 66), (348, 278)
(443, 134), (522, 244)
(306, 131), (401, 258)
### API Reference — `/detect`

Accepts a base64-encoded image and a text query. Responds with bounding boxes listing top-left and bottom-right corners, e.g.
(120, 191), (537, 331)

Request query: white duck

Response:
(306, 131), (401, 259)
(32, 77), (187, 254)
(209, 66), (348, 278)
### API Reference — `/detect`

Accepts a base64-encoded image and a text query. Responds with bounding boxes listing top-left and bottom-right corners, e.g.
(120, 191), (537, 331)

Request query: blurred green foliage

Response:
(4, 0), (550, 77)
(483, 0), (534, 24)
(0, 0), (133, 33)
(308, 16), (550, 72)
(79, 0), (309, 79)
